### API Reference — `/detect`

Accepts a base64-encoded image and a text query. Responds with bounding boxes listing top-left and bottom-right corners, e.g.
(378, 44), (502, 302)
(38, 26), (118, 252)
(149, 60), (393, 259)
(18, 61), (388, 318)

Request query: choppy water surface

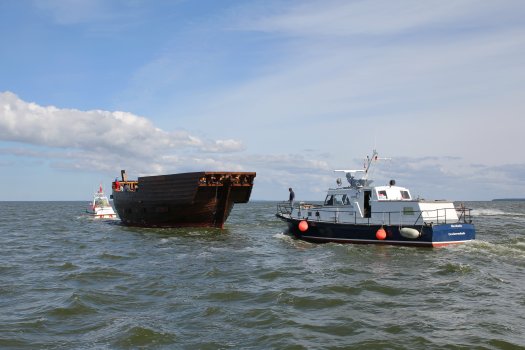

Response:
(0, 201), (524, 349)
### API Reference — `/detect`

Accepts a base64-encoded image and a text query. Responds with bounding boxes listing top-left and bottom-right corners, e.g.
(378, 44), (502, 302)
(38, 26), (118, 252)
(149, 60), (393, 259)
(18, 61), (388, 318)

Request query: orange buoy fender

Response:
(298, 220), (308, 232)
(376, 227), (387, 240)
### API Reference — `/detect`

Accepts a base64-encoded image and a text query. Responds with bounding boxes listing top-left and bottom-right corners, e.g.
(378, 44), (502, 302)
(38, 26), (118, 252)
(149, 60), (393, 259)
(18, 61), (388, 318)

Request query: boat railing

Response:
(112, 181), (139, 192)
(455, 205), (473, 224)
(276, 201), (293, 215)
(198, 173), (256, 187)
(277, 202), (473, 226)
(412, 207), (472, 225)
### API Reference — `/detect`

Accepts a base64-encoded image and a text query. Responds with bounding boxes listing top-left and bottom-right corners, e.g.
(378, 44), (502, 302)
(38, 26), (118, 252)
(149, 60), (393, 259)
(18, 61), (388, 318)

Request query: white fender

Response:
(400, 227), (421, 239)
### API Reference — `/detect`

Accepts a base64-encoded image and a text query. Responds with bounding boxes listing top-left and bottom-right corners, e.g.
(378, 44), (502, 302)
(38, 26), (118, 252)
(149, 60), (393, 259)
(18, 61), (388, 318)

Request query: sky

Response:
(1, 0), (524, 201)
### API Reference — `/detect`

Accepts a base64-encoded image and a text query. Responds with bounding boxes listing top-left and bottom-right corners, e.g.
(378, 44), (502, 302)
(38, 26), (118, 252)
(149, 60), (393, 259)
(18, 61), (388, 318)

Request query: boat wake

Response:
(465, 239), (525, 259)
(273, 232), (292, 241)
(273, 232), (316, 249)
(471, 208), (525, 217)
(471, 209), (505, 216)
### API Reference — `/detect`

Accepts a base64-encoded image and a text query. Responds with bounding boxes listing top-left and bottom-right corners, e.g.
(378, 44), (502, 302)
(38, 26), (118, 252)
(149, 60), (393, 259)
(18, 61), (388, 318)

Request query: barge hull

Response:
(113, 171), (255, 228)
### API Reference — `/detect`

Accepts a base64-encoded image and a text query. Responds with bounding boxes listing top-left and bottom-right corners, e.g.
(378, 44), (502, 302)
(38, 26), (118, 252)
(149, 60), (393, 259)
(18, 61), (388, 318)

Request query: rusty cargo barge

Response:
(111, 170), (256, 228)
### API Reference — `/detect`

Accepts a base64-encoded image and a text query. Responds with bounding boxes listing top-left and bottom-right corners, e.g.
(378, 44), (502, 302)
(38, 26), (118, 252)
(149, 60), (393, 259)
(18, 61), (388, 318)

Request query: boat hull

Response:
(113, 171), (255, 228)
(112, 196), (235, 228)
(276, 214), (475, 247)
(86, 212), (117, 219)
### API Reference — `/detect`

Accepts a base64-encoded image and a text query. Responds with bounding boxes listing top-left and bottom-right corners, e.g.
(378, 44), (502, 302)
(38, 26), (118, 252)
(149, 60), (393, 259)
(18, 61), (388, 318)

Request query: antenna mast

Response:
(363, 149), (391, 181)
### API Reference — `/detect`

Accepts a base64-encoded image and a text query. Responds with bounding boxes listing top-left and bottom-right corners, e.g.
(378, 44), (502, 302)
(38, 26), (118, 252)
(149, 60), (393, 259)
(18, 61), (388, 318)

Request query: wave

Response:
(273, 232), (317, 250)
(463, 240), (525, 261)
(471, 209), (506, 216)
(273, 232), (290, 240)
(47, 293), (98, 318)
(471, 208), (525, 217)
(113, 325), (177, 348)
(435, 262), (474, 275)
(63, 267), (132, 284)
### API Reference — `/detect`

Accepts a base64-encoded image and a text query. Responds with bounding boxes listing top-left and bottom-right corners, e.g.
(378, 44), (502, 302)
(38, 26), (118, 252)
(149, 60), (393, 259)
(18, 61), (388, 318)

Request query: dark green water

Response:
(0, 201), (524, 349)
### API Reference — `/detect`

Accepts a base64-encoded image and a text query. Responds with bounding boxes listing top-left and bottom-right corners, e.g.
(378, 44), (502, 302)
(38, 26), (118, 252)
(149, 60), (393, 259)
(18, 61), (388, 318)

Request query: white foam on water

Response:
(515, 241), (525, 249)
(467, 239), (525, 259)
(471, 209), (506, 216)
(472, 208), (525, 217)
(273, 232), (317, 251)
(273, 232), (289, 240)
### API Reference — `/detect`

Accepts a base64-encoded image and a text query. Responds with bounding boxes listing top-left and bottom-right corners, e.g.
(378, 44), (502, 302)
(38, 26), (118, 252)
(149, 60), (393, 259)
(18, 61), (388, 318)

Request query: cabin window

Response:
(332, 194), (348, 206)
(401, 191), (411, 199)
(324, 195), (334, 206)
(403, 207), (415, 215)
(95, 198), (109, 207)
(378, 190), (388, 199)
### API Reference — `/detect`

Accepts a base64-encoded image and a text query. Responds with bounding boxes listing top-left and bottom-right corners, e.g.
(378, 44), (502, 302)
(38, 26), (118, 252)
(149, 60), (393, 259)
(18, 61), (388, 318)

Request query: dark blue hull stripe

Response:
(276, 214), (475, 247)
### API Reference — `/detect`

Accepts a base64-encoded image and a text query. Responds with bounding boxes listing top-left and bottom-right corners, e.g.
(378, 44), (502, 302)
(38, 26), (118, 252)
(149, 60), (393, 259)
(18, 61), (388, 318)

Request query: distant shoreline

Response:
(492, 198), (525, 201)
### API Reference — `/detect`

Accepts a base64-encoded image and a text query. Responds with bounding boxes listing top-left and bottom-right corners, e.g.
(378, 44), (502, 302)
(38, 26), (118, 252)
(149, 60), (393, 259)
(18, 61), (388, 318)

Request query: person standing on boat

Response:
(289, 187), (295, 211)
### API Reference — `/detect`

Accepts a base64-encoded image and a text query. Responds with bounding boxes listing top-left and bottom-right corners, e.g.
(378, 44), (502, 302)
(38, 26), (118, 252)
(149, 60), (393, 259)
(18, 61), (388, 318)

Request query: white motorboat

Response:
(276, 150), (475, 247)
(87, 185), (117, 219)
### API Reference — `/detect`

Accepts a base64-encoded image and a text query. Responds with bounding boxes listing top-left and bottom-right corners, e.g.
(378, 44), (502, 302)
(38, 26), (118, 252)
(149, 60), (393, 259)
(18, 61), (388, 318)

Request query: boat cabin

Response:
(323, 184), (412, 206)
(94, 196), (111, 208)
(294, 179), (458, 226)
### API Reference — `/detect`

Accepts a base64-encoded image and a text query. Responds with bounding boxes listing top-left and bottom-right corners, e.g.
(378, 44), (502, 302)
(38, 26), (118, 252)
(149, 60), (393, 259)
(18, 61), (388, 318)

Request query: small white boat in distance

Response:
(87, 185), (117, 219)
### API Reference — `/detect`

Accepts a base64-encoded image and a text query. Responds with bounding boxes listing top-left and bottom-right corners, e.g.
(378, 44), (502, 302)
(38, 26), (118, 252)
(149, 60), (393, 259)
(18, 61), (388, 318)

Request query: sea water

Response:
(0, 201), (524, 349)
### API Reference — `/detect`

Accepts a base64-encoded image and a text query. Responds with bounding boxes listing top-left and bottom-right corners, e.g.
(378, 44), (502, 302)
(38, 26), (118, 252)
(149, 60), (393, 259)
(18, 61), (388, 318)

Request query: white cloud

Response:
(238, 0), (524, 37)
(201, 139), (246, 153)
(0, 91), (245, 165)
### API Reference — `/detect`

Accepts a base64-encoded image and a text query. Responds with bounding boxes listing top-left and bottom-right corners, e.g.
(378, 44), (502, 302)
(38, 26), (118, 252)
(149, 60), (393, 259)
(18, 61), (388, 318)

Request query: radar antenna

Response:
(334, 149), (391, 188)
(363, 149), (391, 181)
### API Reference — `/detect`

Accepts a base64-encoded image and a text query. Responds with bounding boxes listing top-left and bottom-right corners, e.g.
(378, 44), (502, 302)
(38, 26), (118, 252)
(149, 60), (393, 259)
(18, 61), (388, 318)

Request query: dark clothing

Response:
(289, 190), (295, 203)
